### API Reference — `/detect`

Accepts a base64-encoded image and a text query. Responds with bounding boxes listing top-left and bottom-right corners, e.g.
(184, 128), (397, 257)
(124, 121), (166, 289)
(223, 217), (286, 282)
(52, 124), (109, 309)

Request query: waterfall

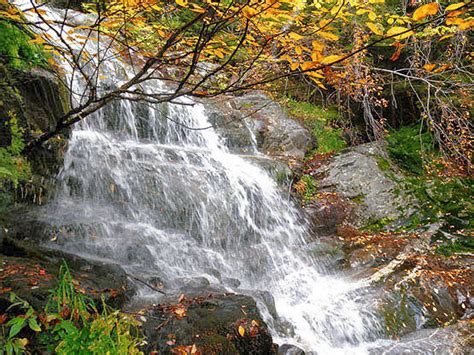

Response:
(15, 2), (388, 353)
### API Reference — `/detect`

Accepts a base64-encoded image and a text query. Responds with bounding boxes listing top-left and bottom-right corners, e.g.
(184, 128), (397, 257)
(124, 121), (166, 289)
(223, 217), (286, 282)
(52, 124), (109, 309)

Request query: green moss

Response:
(376, 156), (391, 172)
(386, 125), (435, 175)
(284, 99), (346, 154)
(362, 217), (395, 233)
(0, 21), (48, 69)
(350, 194), (365, 204)
(401, 176), (473, 230)
(435, 236), (474, 257)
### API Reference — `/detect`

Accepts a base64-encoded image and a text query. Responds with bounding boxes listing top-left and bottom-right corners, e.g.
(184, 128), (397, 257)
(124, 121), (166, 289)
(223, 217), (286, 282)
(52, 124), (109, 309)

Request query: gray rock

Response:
(206, 93), (315, 160)
(278, 344), (306, 355)
(231, 92), (316, 160)
(313, 142), (406, 226)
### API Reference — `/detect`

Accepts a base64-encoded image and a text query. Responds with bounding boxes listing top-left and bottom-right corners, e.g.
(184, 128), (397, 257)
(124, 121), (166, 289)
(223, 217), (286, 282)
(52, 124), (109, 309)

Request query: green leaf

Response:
(28, 318), (42, 332)
(0, 167), (13, 177)
(8, 317), (26, 339)
(5, 341), (14, 355)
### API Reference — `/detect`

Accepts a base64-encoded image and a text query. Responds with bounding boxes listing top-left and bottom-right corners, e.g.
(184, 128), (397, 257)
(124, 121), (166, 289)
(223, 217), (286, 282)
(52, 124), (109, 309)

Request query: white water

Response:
(15, 2), (392, 353)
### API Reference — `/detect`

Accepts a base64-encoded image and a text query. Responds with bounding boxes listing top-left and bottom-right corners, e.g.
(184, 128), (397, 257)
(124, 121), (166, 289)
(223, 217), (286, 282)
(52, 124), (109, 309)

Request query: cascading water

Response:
(15, 2), (394, 353)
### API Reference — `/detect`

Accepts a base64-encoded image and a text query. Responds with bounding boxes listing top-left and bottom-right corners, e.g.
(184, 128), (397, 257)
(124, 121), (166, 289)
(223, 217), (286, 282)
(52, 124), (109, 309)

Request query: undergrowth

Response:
(387, 124), (473, 254)
(0, 262), (144, 355)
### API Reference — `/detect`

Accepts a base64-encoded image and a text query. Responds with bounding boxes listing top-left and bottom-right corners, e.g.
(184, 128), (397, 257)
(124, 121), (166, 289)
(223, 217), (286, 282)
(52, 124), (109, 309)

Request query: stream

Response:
(13, 2), (429, 353)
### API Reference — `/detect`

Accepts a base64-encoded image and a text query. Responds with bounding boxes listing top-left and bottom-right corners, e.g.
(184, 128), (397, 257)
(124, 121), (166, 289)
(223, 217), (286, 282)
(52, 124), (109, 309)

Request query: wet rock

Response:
(140, 293), (276, 354)
(369, 320), (473, 355)
(222, 277), (241, 288)
(278, 344), (306, 355)
(254, 290), (278, 320)
(376, 251), (473, 337)
(204, 100), (260, 154)
(305, 192), (356, 236)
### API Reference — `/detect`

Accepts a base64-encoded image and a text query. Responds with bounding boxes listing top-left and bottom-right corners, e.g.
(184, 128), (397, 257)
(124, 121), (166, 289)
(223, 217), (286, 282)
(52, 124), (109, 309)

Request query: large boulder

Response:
(305, 142), (407, 230)
(139, 293), (276, 354)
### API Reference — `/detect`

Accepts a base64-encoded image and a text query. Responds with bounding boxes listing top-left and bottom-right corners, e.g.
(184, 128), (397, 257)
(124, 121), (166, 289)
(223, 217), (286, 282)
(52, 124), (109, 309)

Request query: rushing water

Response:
(13, 2), (399, 353)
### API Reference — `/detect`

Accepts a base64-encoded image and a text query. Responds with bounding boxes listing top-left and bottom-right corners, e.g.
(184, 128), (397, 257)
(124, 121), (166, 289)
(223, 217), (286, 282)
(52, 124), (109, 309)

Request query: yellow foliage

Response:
(367, 22), (383, 35)
(387, 26), (414, 40)
(412, 3), (439, 21)
(445, 2), (466, 12)
(321, 55), (344, 65)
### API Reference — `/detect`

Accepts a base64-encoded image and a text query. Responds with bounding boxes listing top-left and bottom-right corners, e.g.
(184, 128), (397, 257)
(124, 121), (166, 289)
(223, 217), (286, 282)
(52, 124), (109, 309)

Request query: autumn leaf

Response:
(318, 31), (339, 41)
(423, 63), (436, 72)
(390, 42), (405, 61)
(288, 32), (304, 41)
(367, 22), (383, 35)
(387, 26), (414, 40)
(300, 61), (318, 71)
(174, 307), (186, 318)
(290, 62), (299, 71)
(321, 55), (344, 65)
(307, 71), (325, 79)
(238, 325), (245, 336)
(242, 6), (258, 18)
(445, 2), (465, 12)
(175, 0), (188, 7)
(0, 314), (7, 324)
(412, 3), (439, 21)
(311, 40), (325, 51)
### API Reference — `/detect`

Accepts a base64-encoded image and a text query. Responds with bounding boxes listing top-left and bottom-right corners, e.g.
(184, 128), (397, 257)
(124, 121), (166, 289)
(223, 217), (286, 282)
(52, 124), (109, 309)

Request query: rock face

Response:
(140, 293), (275, 354)
(305, 142), (406, 233)
(0, 64), (70, 205)
(208, 93), (316, 160)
